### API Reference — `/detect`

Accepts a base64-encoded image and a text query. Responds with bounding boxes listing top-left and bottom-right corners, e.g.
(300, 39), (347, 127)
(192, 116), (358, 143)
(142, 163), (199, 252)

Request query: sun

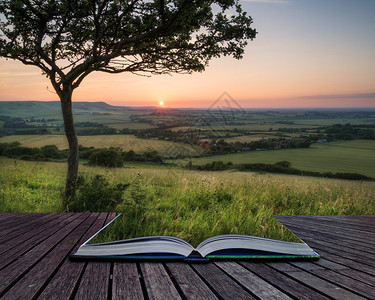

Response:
(159, 101), (164, 106)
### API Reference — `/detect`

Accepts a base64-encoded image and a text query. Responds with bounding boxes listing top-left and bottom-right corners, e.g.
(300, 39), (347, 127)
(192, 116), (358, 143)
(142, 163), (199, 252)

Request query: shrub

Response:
(41, 145), (62, 159)
(274, 161), (292, 168)
(88, 148), (124, 168)
(78, 145), (96, 159)
(2, 145), (42, 158)
(67, 175), (129, 212)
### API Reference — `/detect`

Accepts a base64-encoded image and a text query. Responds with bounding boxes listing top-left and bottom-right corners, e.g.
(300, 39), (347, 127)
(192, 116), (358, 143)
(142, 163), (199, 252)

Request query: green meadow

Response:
(178, 140), (375, 178)
(1, 157), (374, 247)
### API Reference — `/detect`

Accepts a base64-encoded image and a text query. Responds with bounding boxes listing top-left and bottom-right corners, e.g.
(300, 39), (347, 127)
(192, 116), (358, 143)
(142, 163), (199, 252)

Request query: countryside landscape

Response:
(1, 0), (375, 298)
(1, 100), (375, 246)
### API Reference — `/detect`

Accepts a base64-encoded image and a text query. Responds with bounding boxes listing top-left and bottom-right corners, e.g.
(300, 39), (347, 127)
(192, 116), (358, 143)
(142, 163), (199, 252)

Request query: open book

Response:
(71, 215), (320, 261)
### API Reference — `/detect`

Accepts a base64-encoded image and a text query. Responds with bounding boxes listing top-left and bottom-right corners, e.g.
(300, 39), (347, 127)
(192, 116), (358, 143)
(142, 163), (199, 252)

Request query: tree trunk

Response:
(60, 86), (79, 203)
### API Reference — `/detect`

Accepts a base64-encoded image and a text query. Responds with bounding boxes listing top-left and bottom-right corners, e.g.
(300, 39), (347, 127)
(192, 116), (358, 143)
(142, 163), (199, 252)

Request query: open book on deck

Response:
(71, 215), (320, 261)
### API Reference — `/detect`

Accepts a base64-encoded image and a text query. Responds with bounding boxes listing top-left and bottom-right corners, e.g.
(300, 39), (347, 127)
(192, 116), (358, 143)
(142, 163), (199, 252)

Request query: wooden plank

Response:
(140, 263), (182, 300)
(298, 235), (375, 267)
(268, 263), (366, 300)
(305, 248), (375, 276)
(166, 262), (218, 300)
(38, 213), (114, 300)
(277, 217), (375, 247)
(279, 220), (375, 248)
(301, 215), (375, 227)
(215, 261), (292, 300)
(289, 261), (328, 271)
(0, 213), (44, 239)
(285, 226), (375, 256)
(0, 213), (68, 244)
(192, 262), (256, 299)
(0, 213), (88, 296)
(283, 215), (375, 233)
(1, 213), (99, 299)
(0, 213), (72, 256)
(112, 263), (144, 300)
(311, 269), (375, 299)
(0, 212), (41, 228)
(74, 262), (111, 300)
(276, 215), (375, 235)
(284, 271), (366, 300)
(0, 213), (38, 229)
(276, 221), (375, 256)
(337, 269), (375, 287)
(240, 262), (330, 300)
(0, 213), (26, 223)
(0, 213), (80, 270)
(309, 258), (348, 271)
(279, 224), (375, 270)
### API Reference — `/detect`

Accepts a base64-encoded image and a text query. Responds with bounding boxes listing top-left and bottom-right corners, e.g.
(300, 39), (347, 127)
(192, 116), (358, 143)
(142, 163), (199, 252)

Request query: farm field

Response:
(175, 140), (375, 178)
(106, 122), (156, 130)
(1, 157), (374, 246)
(0, 134), (203, 158)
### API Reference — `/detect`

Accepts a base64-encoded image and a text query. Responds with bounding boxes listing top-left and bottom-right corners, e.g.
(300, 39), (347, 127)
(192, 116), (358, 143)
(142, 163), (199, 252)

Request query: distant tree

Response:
(0, 0), (256, 200)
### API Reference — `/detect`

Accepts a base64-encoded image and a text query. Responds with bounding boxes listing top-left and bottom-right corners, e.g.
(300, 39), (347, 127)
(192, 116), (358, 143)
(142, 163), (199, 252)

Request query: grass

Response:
(0, 134), (203, 158)
(1, 157), (375, 247)
(176, 140), (375, 178)
(0, 158), (65, 212)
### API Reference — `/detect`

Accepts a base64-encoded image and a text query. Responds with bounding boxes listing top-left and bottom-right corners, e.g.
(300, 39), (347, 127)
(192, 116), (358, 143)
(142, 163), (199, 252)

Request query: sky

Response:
(0, 0), (374, 109)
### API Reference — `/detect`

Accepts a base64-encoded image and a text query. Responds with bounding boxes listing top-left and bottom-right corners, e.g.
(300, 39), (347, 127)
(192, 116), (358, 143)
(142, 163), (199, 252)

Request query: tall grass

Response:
(89, 166), (375, 246)
(0, 158), (65, 212)
(1, 157), (375, 246)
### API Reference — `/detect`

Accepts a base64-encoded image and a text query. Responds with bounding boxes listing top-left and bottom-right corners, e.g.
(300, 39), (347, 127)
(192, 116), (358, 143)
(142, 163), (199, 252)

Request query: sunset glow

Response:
(1, 0), (374, 108)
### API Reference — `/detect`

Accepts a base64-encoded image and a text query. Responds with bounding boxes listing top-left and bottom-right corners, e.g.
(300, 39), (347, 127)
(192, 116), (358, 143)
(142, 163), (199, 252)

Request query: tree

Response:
(0, 0), (256, 200)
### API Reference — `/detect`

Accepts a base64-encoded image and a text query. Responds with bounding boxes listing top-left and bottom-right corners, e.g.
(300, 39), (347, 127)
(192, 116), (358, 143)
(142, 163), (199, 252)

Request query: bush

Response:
(88, 148), (124, 168)
(274, 161), (292, 168)
(67, 175), (129, 212)
(79, 145), (96, 159)
(2, 145), (42, 158)
(41, 145), (62, 159)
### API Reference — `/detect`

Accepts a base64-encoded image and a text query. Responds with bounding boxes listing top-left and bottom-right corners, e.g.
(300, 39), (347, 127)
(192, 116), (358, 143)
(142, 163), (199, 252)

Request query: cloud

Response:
(298, 92), (375, 100)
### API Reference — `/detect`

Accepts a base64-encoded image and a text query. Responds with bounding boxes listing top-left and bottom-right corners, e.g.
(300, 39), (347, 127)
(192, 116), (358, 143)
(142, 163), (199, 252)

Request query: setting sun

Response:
(159, 101), (164, 106)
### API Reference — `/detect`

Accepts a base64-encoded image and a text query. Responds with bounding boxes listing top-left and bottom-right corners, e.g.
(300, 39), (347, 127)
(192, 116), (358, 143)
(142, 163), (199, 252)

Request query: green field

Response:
(1, 157), (374, 246)
(173, 140), (375, 178)
(106, 122), (156, 130)
(0, 134), (203, 158)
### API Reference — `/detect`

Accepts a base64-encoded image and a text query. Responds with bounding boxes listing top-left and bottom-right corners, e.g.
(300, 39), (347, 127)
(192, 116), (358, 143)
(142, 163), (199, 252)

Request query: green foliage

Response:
(88, 148), (124, 168)
(68, 175), (129, 212)
(41, 145), (62, 159)
(325, 123), (375, 140)
(0, 142), (66, 161)
(0, 1), (256, 77)
(274, 161), (292, 168)
(196, 160), (233, 171)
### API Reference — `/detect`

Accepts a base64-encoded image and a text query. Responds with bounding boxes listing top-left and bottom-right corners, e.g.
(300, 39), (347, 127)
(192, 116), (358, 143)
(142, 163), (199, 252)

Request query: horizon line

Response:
(1, 100), (375, 110)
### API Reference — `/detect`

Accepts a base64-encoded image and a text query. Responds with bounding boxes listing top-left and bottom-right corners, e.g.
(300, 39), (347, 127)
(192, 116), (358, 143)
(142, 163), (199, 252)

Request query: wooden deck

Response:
(0, 213), (374, 299)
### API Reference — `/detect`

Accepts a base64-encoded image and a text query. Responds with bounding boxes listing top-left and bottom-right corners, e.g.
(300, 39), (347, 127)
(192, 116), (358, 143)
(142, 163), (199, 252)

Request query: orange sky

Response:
(1, 0), (375, 108)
